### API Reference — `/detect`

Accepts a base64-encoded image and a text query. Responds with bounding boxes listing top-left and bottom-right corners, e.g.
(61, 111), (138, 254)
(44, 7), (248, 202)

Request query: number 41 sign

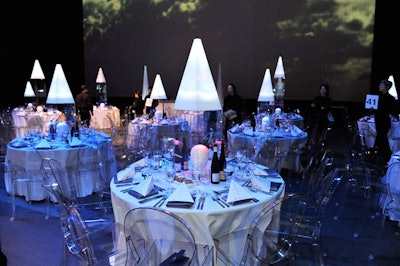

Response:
(365, 94), (379, 110)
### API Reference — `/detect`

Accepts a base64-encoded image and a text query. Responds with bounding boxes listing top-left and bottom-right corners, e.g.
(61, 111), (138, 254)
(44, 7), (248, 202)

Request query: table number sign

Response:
(365, 94), (379, 110)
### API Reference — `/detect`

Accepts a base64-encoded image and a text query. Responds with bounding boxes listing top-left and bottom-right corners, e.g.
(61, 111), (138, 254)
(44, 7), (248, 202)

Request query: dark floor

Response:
(1, 124), (400, 266)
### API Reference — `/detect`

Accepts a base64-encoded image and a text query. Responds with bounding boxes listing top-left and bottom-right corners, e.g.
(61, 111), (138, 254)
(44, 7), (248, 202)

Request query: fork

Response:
(212, 195), (226, 208)
(153, 194), (168, 207)
(197, 195), (205, 210)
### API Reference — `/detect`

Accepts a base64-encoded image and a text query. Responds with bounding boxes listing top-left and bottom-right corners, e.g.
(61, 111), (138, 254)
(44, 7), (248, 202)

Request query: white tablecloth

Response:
(126, 119), (191, 151)
(11, 108), (64, 137)
(382, 152), (400, 223)
(4, 132), (116, 201)
(357, 116), (400, 152)
(90, 106), (120, 129)
(111, 160), (285, 265)
(227, 129), (308, 173)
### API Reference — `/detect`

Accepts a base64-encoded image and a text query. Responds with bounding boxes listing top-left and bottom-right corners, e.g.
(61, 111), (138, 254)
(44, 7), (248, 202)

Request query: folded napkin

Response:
(243, 127), (254, 136)
(251, 176), (272, 192)
(229, 125), (241, 133)
(96, 131), (111, 139)
(166, 182), (194, 207)
(10, 137), (28, 148)
(134, 157), (147, 168)
(226, 180), (253, 204)
(249, 164), (268, 176)
(70, 137), (83, 147)
(271, 130), (285, 138)
(116, 163), (136, 182)
(34, 139), (51, 149)
(129, 177), (155, 198)
(290, 125), (304, 137)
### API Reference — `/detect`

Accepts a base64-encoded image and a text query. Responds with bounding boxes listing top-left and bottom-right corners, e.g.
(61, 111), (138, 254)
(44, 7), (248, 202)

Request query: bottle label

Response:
(211, 173), (220, 183)
(219, 170), (226, 181)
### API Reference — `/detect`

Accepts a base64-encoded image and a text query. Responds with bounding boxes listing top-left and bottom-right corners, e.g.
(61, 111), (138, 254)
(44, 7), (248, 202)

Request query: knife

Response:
(138, 194), (163, 204)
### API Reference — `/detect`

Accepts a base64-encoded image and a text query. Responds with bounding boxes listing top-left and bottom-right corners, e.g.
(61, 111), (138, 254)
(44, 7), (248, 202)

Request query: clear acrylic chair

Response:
(123, 206), (198, 265)
(39, 157), (76, 202)
(43, 183), (120, 266)
(6, 160), (51, 221)
(238, 194), (313, 265)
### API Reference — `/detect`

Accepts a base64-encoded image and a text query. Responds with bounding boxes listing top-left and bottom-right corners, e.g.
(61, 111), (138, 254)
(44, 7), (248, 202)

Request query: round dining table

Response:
(11, 107), (64, 137)
(126, 117), (191, 151)
(227, 127), (308, 173)
(90, 105), (121, 129)
(357, 115), (400, 153)
(4, 131), (117, 201)
(110, 158), (285, 265)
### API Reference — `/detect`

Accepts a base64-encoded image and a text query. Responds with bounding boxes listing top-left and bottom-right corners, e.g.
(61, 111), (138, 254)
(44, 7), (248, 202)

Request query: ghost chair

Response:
(43, 183), (120, 266)
(6, 160), (51, 221)
(123, 206), (198, 265)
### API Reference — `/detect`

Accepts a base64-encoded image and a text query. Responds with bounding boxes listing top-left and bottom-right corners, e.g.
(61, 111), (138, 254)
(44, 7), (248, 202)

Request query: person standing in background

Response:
(75, 84), (93, 126)
(307, 83), (333, 147)
(374, 79), (399, 164)
(223, 83), (245, 138)
(144, 87), (159, 115)
(129, 90), (145, 118)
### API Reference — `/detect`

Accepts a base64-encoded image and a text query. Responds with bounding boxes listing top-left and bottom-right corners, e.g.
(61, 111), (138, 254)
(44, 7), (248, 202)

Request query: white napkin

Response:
(230, 125), (241, 133)
(271, 130), (285, 137)
(251, 176), (271, 192)
(167, 182), (194, 203)
(34, 139), (51, 149)
(290, 125), (304, 137)
(243, 127), (254, 136)
(117, 163), (136, 182)
(96, 131), (111, 139)
(132, 176), (155, 197)
(249, 164), (268, 176)
(226, 180), (253, 203)
(70, 137), (83, 147)
(135, 157), (147, 168)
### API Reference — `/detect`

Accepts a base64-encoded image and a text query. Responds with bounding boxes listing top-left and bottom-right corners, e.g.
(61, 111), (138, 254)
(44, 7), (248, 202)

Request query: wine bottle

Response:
(211, 144), (220, 184)
(219, 141), (226, 181)
(181, 137), (189, 171)
(74, 121), (80, 138)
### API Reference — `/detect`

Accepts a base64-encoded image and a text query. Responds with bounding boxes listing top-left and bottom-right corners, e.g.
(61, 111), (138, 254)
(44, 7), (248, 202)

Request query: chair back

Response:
(381, 162), (400, 215)
(123, 206), (197, 265)
(240, 195), (311, 265)
(43, 183), (119, 266)
(39, 157), (76, 201)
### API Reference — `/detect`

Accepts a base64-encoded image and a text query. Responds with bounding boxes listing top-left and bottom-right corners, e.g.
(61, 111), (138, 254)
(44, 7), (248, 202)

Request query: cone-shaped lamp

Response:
(217, 62), (224, 106)
(30, 59), (45, 79)
(174, 38), (221, 111)
(142, 65), (149, 100)
(96, 68), (106, 83)
(150, 74), (167, 100)
(274, 56), (285, 79)
(151, 74), (167, 115)
(30, 59), (47, 103)
(96, 67), (107, 104)
(46, 64), (75, 104)
(24, 81), (36, 97)
(258, 68), (275, 102)
(388, 75), (398, 100)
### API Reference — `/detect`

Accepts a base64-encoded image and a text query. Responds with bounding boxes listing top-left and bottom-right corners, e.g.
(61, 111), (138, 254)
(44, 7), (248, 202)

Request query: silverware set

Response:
(197, 195), (206, 210)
